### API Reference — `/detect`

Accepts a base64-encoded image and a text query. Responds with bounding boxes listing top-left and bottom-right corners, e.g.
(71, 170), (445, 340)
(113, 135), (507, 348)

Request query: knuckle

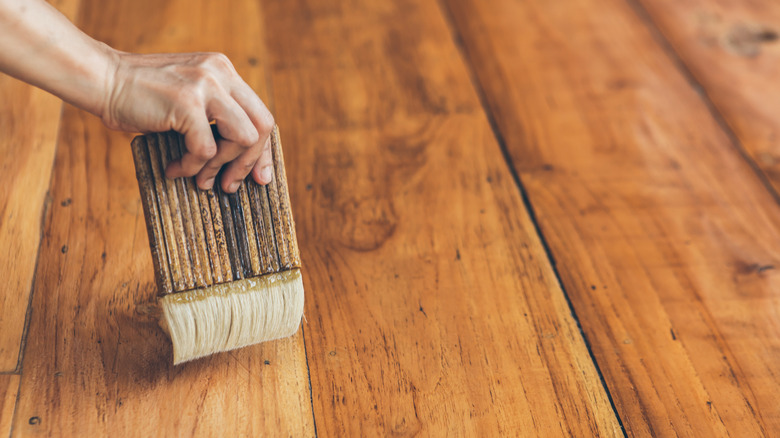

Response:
(191, 143), (217, 161)
(182, 64), (221, 93)
(194, 71), (221, 93)
(174, 86), (202, 108)
(229, 125), (259, 148)
(241, 128), (260, 147)
(258, 111), (275, 134)
(199, 149), (217, 162)
(205, 52), (235, 73)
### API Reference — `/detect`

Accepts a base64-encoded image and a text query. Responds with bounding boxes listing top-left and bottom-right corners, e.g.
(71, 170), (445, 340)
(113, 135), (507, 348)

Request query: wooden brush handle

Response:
(131, 126), (301, 295)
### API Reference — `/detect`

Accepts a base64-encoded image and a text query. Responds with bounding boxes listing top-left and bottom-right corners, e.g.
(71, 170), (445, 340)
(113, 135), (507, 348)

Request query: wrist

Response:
(94, 43), (122, 125)
(31, 34), (122, 120)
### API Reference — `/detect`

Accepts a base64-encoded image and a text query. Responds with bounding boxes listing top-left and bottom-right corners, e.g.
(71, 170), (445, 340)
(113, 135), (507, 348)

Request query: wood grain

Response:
(444, 0), (780, 434)
(636, 0), (780, 194)
(263, 0), (621, 435)
(12, 0), (315, 435)
(13, 110), (314, 437)
(0, 0), (81, 373)
(0, 375), (19, 437)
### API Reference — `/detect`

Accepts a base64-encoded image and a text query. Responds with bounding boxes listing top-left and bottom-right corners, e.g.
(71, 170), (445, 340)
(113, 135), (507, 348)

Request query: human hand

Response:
(102, 51), (274, 192)
(0, 1), (273, 192)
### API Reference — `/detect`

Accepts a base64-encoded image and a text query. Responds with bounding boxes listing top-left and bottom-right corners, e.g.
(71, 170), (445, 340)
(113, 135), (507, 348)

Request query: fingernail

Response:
(260, 166), (273, 184)
(228, 181), (241, 192)
(204, 177), (215, 190)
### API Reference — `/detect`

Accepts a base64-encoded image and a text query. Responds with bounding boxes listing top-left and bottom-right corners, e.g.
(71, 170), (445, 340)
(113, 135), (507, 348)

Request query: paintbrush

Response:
(131, 125), (304, 364)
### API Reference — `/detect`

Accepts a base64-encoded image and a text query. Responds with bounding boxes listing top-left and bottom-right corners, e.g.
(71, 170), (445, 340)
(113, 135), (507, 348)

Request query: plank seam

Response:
(623, 0), (780, 206)
(258, 11), (318, 436)
(12, 100), (65, 374)
(11, 0), (83, 430)
(301, 326), (319, 438)
(7, 374), (21, 438)
(621, 1), (774, 434)
(434, 0), (627, 435)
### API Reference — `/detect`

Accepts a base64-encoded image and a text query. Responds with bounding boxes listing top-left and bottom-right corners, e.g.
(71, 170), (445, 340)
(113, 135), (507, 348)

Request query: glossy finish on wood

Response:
(13, 109), (314, 438)
(0, 0), (81, 372)
(10, 0), (314, 435)
(444, 0), (780, 434)
(263, 0), (620, 435)
(5, 0), (780, 435)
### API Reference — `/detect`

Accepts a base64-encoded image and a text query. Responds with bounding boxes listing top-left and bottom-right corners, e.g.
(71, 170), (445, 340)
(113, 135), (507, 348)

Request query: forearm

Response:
(0, 0), (275, 193)
(0, 0), (116, 116)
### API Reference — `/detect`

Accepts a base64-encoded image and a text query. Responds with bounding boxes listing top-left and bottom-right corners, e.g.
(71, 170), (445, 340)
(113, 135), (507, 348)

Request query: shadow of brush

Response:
(83, 281), (173, 388)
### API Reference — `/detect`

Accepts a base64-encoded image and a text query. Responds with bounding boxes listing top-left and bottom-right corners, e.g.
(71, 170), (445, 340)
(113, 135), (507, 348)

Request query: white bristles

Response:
(160, 269), (305, 364)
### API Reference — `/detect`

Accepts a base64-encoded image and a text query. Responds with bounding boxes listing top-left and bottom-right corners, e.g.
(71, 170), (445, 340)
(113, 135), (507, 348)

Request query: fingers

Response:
(164, 92), (255, 184)
(161, 53), (275, 193)
(165, 99), (255, 189)
(195, 137), (248, 192)
(164, 116), (217, 180)
(227, 79), (276, 187)
(189, 96), (261, 191)
(231, 79), (274, 137)
(214, 139), (264, 192)
(199, 79), (274, 192)
(250, 136), (274, 185)
(209, 95), (259, 147)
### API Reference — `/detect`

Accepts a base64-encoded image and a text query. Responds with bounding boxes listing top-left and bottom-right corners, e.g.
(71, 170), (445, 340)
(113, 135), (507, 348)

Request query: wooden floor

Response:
(2, 0), (779, 435)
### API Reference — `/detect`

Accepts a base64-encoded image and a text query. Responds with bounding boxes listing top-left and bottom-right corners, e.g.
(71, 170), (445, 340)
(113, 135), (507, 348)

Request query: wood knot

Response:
(735, 261), (775, 276)
(723, 23), (779, 57)
(339, 197), (397, 251)
(134, 302), (161, 320)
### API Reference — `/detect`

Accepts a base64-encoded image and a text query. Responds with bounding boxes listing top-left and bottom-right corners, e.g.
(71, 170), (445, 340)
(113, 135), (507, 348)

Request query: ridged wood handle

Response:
(131, 126), (301, 295)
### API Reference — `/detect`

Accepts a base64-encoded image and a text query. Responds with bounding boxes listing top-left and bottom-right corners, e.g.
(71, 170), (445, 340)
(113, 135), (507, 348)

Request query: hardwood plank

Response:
(0, 375), (20, 437)
(444, 0), (780, 435)
(12, 0), (314, 435)
(636, 0), (780, 194)
(0, 0), (81, 373)
(262, 0), (621, 435)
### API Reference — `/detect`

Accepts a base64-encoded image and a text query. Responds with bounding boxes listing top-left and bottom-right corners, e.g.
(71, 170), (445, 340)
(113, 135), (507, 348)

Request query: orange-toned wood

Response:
(0, 375), (19, 437)
(444, 0), (780, 435)
(0, 0), (81, 373)
(13, 111), (314, 437)
(263, 0), (621, 435)
(0, 77), (60, 373)
(637, 0), (780, 192)
(11, 0), (315, 435)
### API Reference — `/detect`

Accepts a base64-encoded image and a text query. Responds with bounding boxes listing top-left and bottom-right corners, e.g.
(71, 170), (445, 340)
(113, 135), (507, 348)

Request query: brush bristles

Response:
(160, 269), (304, 364)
